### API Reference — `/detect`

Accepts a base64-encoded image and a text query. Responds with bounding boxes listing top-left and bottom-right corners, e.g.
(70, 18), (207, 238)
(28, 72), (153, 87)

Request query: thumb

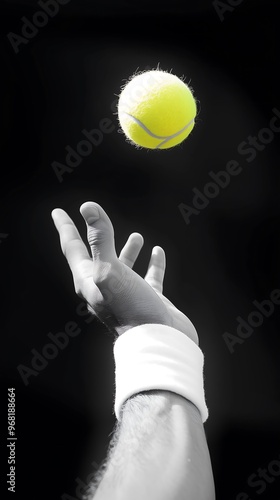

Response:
(80, 202), (117, 264)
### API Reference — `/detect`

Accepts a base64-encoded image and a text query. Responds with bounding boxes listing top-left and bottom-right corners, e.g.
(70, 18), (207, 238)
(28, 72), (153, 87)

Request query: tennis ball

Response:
(117, 70), (197, 150)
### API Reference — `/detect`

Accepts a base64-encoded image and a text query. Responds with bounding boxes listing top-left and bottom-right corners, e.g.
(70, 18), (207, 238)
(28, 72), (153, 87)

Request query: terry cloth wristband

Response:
(113, 323), (208, 423)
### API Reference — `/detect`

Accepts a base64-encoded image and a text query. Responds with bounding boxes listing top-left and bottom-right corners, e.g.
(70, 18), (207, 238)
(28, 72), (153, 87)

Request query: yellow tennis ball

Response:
(117, 70), (197, 150)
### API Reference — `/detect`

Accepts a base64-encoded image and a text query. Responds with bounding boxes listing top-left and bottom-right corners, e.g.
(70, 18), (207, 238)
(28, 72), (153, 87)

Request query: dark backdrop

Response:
(1, 1), (280, 499)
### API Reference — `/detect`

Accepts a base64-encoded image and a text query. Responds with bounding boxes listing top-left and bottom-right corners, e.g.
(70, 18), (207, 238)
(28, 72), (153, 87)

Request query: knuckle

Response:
(87, 227), (104, 248)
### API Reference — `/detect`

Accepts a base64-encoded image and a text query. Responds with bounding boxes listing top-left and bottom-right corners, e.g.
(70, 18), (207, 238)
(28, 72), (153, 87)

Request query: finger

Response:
(118, 232), (144, 268)
(51, 208), (91, 277)
(145, 246), (166, 294)
(80, 202), (117, 264)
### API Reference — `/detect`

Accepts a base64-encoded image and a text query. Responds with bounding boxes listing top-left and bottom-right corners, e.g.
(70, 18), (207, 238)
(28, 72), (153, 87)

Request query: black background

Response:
(1, 1), (280, 499)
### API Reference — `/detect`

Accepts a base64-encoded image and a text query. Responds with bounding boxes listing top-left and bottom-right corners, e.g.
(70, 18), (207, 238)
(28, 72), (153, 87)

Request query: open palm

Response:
(52, 202), (198, 344)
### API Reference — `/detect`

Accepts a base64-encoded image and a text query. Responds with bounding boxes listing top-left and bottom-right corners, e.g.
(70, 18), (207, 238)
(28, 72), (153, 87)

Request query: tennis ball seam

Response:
(117, 70), (197, 149)
(120, 112), (195, 149)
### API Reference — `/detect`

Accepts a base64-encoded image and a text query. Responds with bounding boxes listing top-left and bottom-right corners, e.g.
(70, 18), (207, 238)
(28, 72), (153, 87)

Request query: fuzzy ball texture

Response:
(117, 70), (197, 149)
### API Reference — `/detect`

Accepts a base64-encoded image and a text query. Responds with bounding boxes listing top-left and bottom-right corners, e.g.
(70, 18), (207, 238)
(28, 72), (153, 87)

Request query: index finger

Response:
(51, 208), (91, 277)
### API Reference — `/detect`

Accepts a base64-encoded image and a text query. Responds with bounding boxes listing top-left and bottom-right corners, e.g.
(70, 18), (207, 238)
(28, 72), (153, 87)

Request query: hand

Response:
(51, 202), (198, 343)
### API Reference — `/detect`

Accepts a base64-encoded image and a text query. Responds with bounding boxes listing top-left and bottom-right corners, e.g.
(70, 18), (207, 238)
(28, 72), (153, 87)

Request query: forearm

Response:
(91, 391), (215, 500)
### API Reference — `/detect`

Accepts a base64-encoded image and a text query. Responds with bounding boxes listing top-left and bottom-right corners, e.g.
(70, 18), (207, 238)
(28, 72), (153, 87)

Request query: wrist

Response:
(122, 390), (201, 422)
(113, 323), (208, 423)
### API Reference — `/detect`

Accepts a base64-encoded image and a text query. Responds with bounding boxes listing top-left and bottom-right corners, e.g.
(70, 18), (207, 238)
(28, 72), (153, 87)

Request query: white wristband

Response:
(113, 323), (208, 423)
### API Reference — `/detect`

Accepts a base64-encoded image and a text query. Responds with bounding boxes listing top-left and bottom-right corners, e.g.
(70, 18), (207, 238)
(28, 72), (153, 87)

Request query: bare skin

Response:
(52, 201), (215, 500)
